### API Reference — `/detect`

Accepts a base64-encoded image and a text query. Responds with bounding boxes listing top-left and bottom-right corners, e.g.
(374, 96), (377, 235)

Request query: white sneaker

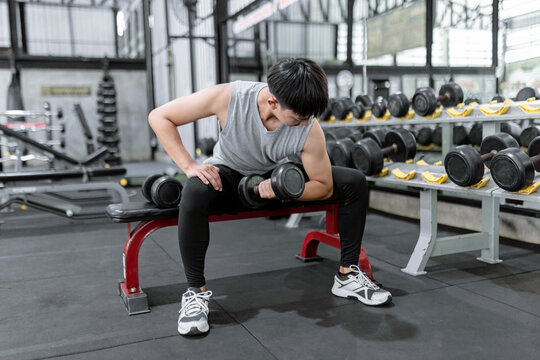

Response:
(177, 288), (213, 335)
(331, 265), (392, 306)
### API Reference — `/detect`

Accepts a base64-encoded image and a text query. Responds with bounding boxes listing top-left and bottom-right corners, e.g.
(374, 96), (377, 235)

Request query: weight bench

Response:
(107, 201), (374, 315)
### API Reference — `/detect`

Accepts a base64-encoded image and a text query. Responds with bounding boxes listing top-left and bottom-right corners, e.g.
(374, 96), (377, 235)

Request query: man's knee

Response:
(180, 177), (216, 213)
(333, 167), (368, 201)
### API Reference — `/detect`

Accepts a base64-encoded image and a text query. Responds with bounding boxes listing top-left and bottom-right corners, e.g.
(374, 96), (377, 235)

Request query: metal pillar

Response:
(142, 0), (157, 159)
(8, 0), (19, 56)
(492, 0), (499, 94)
(185, 0), (198, 150)
(214, 0), (229, 83)
(426, 0), (434, 88)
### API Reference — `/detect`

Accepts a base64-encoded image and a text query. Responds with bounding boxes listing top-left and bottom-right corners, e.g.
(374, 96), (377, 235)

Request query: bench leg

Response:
(119, 218), (178, 315)
(296, 230), (374, 280)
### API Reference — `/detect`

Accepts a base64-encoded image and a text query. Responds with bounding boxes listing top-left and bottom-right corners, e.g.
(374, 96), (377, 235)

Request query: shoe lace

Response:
(179, 290), (213, 317)
(349, 265), (379, 291)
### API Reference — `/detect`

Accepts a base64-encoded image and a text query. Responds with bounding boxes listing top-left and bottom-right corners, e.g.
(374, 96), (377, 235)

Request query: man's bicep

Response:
(301, 124), (332, 184)
(152, 83), (230, 126)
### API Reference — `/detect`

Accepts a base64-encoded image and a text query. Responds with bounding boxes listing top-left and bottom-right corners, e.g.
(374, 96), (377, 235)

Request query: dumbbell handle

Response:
(381, 143), (399, 157)
(437, 93), (452, 102)
(531, 153), (540, 165)
(481, 150), (497, 162)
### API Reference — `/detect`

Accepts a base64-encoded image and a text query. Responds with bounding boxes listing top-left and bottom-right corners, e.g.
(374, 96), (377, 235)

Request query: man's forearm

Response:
(149, 116), (195, 172)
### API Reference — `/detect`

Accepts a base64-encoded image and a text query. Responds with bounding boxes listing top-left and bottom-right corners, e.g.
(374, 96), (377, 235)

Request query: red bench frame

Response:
(118, 203), (373, 315)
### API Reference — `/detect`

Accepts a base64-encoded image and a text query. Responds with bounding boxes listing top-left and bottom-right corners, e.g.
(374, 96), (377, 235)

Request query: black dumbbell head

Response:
(351, 104), (365, 119)
(328, 138), (354, 167)
(519, 126), (540, 147)
(500, 122), (521, 142)
(468, 123), (482, 146)
(515, 87), (538, 101)
(384, 128), (416, 162)
(238, 175), (266, 208)
(355, 95), (373, 108)
(352, 137), (384, 175)
(453, 125), (470, 145)
(464, 97), (481, 105)
(349, 130), (364, 143)
(445, 145), (485, 187)
(141, 174), (164, 203)
(363, 129), (387, 148)
(388, 92), (410, 117)
(271, 163), (305, 200)
(416, 127), (433, 146)
(528, 136), (540, 172)
(433, 126), (442, 146)
(491, 148), (535, 191)
(326, 140), (338, 165)
(479, 132), (519, 168)
(439, 83), (464, 107)
(331, 127), (354, 140)
(491, 94), (505, 103)
(412, 87), (438, 116)
(151, 176), (183, 208)
(371, 97), (388, 118)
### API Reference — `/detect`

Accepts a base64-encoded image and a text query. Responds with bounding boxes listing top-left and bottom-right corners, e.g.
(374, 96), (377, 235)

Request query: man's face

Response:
(276, 105), (311, 127)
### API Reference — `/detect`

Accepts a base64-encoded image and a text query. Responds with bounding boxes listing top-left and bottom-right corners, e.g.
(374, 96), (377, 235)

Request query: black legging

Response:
(178, 164), (368, 288)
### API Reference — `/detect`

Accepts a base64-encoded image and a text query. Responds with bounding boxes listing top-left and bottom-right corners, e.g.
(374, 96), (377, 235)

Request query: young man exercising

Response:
(149, 57), (392, 336)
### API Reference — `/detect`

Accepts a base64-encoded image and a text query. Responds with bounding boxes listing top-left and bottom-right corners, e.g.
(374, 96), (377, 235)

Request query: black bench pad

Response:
(107, 200), (335, 223)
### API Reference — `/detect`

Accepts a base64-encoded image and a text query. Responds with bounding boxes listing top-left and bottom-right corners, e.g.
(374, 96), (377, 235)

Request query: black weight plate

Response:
(98, 97), (116, 105)
(519, 126), (540, 147)
(439, 82), (464, 107)
(416, 127), (433, 146)
(97, 89), (116, 97)
(516, 87), (538, 101)
(324, 130), (337, 142)
(331, 100), (348, 119)
(491, 95), (505, 103)
(326, 141), (338, 165)
(141, 174), (162, 203)
(464, 97), (481, 105)
(351, 138), (383, 175)
(528, 136), (540, 171)
(388, 92), (410, 117)
(363, 129), (387, 148)
(336, 138), (354, 167)
(355, 95), (373, 108)
(98, 126), (119, 135)
(444, 145), (484, 186)
(371, 97), (387, 118)
(491, 148), (535, 191)
(453, 125), (470, 145)
(433, 126), (442, 146)
(198, 137), (217, 156)
(384, 128), (416, 162)
(238, 175), (266, 208)
(271, 164), (305, 200)
(412, 87), (437, 116)
(328, 140), (350, 167)
(500, 122), (521, 142)
(151, 176), (183, 208)
(468, 123), (483, 145)
(479, 132), (519, 168)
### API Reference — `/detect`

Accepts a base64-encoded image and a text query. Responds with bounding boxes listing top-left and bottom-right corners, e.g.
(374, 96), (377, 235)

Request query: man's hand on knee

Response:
(186, 164), (222, 191)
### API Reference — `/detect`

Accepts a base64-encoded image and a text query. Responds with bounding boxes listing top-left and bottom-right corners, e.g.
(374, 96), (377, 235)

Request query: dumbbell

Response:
(515, 87), (538, 101)
(237, 163), (305, 208)
(444, 133), (519, 187)
(432, 126), (442, 146)
(411, 83), (464, 117)
(491, 94), (505, 103)
(490, 137), (540, 192)
(453, 124), (472, 145)
(500, 122), (521, 142)
(351, 128), (416, 175)
(354, 96), (388, 118)
(520, 125), (540, 147)
(318, 98), (336, 122)
(142, 174), (183, 208)
(331, 98), (359, 120)
(416, 127), (434, 146)
(197, 137), (217, 156)
(468, 123), (482, 146)
(464, 97), (481, 105)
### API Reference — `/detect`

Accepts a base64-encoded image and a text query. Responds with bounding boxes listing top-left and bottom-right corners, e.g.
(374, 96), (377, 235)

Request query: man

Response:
(149, 57), (391, 336)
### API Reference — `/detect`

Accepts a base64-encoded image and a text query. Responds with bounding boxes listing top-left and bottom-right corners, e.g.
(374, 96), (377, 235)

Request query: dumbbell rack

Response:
(312, 99), (540, 274)
(97, 72), (122, 166)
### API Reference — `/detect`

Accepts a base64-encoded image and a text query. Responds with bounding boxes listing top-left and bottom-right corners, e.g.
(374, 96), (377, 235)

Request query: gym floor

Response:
(1, 163), (539, 360)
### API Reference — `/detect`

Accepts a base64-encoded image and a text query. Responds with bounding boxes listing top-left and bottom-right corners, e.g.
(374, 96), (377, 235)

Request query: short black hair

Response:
(267, 57), (328, 117)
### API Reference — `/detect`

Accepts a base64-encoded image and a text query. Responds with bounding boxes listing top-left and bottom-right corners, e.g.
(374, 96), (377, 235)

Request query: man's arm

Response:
(297, 121), (334, 200)
(148, 83), (230, 191)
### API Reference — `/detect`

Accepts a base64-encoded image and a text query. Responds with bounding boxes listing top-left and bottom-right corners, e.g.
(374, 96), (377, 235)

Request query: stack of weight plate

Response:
(96, 73), (122, 166)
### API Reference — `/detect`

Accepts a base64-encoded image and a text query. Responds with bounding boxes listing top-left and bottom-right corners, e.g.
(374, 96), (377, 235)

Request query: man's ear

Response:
(268, 96), (279, 110)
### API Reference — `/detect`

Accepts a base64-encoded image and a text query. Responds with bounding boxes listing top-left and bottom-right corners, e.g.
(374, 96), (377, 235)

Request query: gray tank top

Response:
(204, 81), (314, 175)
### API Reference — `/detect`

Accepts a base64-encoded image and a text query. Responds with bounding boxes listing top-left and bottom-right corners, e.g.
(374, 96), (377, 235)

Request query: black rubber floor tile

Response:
(0, 272), (235, 360)
(240, 286), (540, 360)
(459, 270), (540, 317)
(59, 325), (277, 360)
